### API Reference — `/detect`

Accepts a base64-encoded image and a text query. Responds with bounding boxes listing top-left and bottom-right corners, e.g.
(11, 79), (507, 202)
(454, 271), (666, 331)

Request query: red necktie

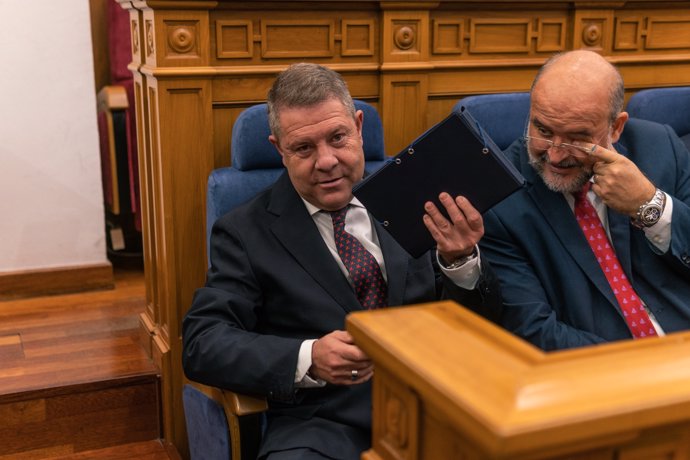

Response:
(331, 207), (388, 309)
(574, 183), (657, 338)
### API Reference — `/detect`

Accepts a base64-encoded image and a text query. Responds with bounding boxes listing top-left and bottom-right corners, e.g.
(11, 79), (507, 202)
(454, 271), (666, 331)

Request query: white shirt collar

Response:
(301, 196), (365, 217)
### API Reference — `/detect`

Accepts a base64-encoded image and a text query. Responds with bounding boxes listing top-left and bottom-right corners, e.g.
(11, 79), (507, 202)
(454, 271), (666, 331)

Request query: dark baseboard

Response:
(0, 262), (114, 300)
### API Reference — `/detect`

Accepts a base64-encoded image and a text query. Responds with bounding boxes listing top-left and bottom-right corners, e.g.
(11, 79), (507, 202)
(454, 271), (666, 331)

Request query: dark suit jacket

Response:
(182, 172), (501, 459)
(481, 118), (690, 351)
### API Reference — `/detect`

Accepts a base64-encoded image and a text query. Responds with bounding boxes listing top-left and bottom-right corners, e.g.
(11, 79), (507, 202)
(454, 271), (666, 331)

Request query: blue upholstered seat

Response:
(183, 384), (231, 460)
(452, 92), (531, 150)
(206, 100), (388, 252)
(626, 86), (690, 150)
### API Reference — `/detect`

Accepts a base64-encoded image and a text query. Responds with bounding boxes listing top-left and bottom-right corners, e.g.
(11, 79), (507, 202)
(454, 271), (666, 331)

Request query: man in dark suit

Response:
(480, 50), (690, 351)
(182, 63), (502, 459)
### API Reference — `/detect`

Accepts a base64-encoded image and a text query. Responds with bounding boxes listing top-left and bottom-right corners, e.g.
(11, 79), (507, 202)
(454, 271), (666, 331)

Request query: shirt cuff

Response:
(643, 192), (673, 253)
(294, 339), (327, 388)
(437, 245), (482, 290)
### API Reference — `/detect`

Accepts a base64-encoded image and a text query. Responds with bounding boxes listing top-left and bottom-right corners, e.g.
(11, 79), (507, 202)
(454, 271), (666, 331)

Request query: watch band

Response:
(442, 246), (478, 269)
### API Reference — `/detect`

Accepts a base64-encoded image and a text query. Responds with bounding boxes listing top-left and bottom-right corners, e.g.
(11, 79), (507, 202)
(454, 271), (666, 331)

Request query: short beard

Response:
(527, 144), (593, 194)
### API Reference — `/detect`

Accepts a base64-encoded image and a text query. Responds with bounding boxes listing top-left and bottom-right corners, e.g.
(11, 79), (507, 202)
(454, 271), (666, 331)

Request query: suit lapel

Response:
(608, 210), (634, 281)
(607, 142), (634, 281)
(267, 174), (362, 313)
(521, 158), (621, 309)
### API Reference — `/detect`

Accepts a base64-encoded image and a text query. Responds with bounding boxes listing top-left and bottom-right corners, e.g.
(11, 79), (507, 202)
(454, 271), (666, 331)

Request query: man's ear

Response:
(269, 135), (283, 156)
(610, 111), (629, 144)
(269, 135), (290, 167)
(268, 134), (279, 151)
(355, 110), (364, 137)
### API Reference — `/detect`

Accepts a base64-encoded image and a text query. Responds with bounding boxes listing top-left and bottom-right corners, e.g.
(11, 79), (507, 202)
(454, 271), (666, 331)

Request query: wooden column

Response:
(119, 1), (217, 456)
(380, 2), (433, 154)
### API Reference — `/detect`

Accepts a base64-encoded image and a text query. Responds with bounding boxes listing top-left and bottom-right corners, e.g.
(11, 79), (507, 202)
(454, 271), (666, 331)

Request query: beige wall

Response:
(0, 1), (107, 272)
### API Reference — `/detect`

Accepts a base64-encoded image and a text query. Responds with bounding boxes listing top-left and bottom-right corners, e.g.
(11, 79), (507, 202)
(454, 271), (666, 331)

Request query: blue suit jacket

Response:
(481, 118), (690, 351)
(182, 172), (501, 459)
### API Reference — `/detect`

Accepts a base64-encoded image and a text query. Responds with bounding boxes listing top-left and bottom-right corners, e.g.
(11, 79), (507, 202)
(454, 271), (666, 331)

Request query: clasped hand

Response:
(309, 330), (373, 385)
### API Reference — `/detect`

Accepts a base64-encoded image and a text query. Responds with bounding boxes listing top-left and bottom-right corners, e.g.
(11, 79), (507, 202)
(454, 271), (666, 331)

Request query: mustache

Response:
(533, 151), (583, 168)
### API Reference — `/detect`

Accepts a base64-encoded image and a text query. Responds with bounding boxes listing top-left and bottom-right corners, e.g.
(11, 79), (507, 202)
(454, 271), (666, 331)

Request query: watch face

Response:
(642, 206), (662, 225)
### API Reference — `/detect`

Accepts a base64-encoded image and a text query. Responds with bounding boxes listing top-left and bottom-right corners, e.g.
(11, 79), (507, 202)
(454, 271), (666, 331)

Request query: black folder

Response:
(353, 107), (525, 258)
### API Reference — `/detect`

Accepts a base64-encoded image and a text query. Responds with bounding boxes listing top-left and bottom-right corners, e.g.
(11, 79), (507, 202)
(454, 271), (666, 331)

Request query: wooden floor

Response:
(0, 267), (176, 459)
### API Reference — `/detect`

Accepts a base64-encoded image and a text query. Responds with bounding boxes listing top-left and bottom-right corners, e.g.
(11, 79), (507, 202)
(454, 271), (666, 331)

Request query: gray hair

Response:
(531, 52), (625, 124)
(267, 63), (356, 140)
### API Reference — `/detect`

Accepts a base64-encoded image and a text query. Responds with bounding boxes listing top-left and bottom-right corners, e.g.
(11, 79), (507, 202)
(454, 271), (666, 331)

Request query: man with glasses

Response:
(479, 49), (690, 351)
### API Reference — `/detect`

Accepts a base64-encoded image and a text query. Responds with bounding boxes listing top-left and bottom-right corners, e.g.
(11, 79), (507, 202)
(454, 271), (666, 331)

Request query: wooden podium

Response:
(347, 301), (690, 460)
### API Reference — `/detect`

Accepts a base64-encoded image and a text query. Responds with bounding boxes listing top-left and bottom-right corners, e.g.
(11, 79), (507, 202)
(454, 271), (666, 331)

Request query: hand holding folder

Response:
(353, 108), (525, 258)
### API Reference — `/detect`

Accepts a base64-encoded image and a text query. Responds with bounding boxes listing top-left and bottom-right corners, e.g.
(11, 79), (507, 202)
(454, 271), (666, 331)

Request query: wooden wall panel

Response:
(342, 19), (376, 56)
(209, 9), (382, 66)
(117, 1), (690, 458)
(470, 18), (532, 53)
(215, 20), (253, 59)
(646, 17), (690, 49)
(382, 74), (429, 153)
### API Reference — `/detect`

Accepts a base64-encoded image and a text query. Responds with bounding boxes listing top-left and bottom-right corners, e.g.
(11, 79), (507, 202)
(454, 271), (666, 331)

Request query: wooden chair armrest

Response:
(97, 85), (129, 112)
(189, 382), (268, 460)
(222, 389), (269, 416)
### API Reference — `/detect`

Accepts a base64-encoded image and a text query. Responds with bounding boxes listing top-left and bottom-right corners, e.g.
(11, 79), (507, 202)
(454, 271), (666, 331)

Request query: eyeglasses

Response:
(523, 135), (594, 157)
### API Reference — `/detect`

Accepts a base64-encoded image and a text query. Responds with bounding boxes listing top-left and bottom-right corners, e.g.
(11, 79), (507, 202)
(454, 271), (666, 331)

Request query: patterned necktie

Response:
(573, 183), (657, 338)
(331, 207), (388, 309)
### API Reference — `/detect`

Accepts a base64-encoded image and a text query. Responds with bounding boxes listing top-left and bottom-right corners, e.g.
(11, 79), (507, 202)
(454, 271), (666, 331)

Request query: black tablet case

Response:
(353, 107), (525, 257)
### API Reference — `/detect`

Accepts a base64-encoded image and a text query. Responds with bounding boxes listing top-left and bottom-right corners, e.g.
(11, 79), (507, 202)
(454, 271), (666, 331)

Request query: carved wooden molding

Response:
(574, 10), (613, 51)
(341, 19), (375, 56)
(373, 368), (420, 460)
(165, 21), (199, 57)
(432, 19), (463, 54)
(216, 19), (253, 59)
(646, 16), (690, 50)
(614, 17), (642, 50)
(132, 19), (140, 55)
(393, 22), (418, 51)
(536, 18), (566, 52)
(146, 19), (154, 57)
(469, 18), (530, 53)
(582, 22), (603, 47)
(261, 20), (335, 58)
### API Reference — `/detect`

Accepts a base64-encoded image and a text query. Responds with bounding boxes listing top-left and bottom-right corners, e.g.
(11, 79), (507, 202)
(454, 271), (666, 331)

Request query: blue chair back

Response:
(207, 100), (387, 257)
(626, 86), (690, 149)
(452, 92), (531, 150)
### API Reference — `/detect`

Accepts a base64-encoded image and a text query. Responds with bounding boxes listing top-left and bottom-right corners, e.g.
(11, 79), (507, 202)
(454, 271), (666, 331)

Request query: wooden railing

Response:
(348, 301), (690, 460)
(117, 0), (690, 456)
